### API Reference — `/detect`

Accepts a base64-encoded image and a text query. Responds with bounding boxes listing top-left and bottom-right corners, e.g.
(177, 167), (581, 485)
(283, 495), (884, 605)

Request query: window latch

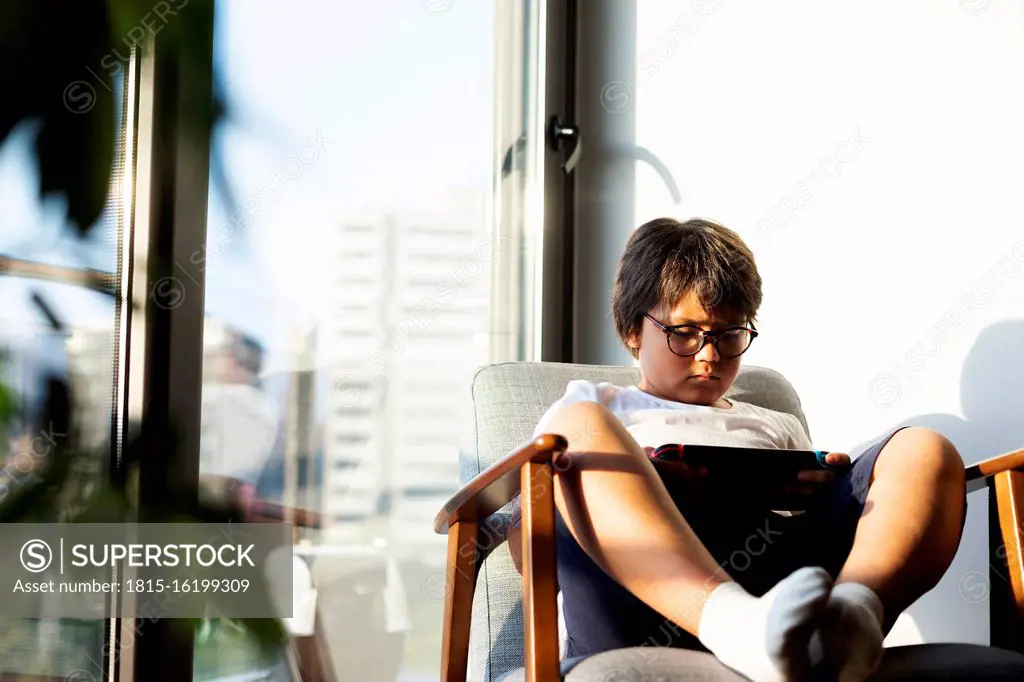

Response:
(548, 116), (581, 174)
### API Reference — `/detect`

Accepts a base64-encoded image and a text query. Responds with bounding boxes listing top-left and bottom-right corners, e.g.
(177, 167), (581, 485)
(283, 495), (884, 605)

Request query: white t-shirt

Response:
(533, 379), (812, 451)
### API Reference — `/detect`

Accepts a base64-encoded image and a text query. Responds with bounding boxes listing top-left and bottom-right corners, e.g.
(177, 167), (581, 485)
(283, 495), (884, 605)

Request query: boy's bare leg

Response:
(544, 401), (833, 682)
(812, 427), (965, 681)
(837, 427), (966, 622)
(544, 401), (727, 632)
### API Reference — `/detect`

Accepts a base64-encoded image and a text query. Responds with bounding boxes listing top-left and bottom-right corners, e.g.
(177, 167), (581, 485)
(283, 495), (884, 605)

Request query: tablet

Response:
(649, 443), (852, 508)
(651, 443), (851, 474)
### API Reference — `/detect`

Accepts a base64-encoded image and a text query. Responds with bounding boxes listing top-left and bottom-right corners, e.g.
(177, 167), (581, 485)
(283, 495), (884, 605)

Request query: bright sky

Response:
(204, 0), (494, 355)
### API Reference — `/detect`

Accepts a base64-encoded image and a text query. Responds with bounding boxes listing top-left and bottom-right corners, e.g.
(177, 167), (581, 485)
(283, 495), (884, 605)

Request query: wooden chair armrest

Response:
(966, 448), (1024, 492)
(432, 433), (567, 682)
(432, 434), (568, 534)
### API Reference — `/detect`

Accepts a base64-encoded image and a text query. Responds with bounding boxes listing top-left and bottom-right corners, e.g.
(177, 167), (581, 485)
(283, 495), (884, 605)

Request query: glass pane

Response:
(197, 1), (537, 680)
(0, 71), (126, 680)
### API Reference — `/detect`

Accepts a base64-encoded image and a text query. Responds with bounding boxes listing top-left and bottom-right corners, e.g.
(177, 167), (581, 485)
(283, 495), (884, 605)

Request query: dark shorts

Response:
(555, 427), (943, 659)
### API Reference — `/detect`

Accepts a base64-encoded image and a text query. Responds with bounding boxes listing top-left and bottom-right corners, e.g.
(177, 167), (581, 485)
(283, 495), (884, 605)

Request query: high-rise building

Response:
(324, 214), (392, 536)
(325, 191), (490, 548)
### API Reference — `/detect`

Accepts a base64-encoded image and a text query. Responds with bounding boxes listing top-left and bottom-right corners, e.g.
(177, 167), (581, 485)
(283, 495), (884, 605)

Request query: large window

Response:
(193, 1), (542, 679)
(1, 1), (560, 678)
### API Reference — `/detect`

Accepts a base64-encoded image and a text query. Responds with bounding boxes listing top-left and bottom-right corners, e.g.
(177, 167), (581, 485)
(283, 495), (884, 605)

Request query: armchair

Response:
(434, 361), (1024, 681)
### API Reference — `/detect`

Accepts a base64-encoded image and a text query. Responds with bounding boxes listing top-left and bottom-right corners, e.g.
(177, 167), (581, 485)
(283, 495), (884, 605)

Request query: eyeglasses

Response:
(644, 313), (758, 359)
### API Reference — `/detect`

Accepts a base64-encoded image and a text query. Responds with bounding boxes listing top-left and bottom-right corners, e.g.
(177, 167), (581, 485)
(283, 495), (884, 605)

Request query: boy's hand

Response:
(785, 452), (851, 497)
(645, 446), (710, 483)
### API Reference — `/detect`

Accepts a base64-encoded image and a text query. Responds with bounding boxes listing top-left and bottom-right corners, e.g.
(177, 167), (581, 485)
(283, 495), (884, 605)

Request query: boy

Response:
(507, 218), (966, 682)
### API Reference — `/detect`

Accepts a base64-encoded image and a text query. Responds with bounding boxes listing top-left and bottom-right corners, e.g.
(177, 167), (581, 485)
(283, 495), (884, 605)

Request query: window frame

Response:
(115, 2), (215, 679)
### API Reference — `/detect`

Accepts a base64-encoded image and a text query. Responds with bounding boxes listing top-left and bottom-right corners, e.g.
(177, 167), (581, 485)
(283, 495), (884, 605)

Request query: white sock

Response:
(698, 566), (833, 682)
(809, 582), (885, 682)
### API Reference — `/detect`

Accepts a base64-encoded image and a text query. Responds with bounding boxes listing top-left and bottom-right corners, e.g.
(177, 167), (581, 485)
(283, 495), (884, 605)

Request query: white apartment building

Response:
(325, 191), (491, 550)
(324, 215), (393, 537)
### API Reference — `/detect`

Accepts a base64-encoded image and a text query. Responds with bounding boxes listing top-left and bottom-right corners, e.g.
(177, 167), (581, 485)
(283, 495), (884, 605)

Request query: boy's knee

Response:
(541, 401), (617, 449)
(890, 427), (964, 479)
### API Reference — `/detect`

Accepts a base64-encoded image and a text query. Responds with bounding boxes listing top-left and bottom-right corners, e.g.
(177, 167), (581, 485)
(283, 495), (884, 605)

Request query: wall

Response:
(588, 0), (1024, 646)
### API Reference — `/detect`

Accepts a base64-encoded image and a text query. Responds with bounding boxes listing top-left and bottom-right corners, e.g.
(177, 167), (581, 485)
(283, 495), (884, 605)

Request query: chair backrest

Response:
(463, 361), (811, 681)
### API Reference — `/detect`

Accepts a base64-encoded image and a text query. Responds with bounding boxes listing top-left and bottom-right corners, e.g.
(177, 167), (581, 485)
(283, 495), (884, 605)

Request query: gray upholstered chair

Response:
(432, 361), (1024, 681)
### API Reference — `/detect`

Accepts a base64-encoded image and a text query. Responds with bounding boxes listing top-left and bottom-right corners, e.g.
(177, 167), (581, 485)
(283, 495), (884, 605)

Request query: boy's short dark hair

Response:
(612, 218), (763, 358)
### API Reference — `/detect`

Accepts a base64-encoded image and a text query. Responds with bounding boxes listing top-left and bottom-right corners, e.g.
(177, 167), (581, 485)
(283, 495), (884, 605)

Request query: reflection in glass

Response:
(0, 71), (125, 682)
(195, 1), (539, 679)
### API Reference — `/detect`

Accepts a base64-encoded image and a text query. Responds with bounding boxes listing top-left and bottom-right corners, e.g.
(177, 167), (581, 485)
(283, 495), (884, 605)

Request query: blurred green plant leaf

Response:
(0, 0), (221, 237)
(0, 0), (113, 235)
(0, 353), (19, 426)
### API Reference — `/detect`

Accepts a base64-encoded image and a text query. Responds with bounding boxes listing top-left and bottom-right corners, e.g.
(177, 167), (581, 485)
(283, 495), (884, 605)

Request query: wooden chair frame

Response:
(433, 436), (1024, 682)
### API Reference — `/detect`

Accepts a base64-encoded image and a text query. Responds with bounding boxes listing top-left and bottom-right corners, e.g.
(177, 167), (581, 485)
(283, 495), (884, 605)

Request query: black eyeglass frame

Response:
(643, 313), (759, 358)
